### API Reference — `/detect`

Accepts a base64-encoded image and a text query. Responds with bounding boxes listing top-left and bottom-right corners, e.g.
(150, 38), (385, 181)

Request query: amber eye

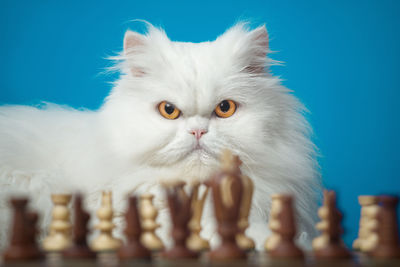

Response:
(158, 101), (181, 120)
(215, 100), (236, 118)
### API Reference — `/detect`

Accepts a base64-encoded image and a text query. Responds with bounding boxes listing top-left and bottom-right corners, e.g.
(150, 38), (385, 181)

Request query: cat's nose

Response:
(190, 129), (208, 140)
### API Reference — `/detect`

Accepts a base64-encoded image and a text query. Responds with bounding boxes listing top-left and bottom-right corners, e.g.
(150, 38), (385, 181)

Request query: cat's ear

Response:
(244, 25), (269, 74)
(123, 30), (147, 76)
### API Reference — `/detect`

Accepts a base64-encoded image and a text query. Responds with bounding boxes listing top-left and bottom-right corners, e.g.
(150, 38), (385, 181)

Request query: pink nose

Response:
(190, 129), (208, 140)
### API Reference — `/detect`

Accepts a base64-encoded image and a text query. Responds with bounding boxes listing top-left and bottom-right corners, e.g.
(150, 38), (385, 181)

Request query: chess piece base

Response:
(370, 245), (400, 259)
(63, 245), (96, 259)
(3, 246), (43, 262)
(236, 233), (255, 251)
(269, 241), (304, 259)
(43, 234), (71, 252)
(314, 244), (351, 259)
(119, 243), (151, 260)
(91, 234), (122, 252)
(162, 245), (198, 260)
(141, 232), (164, 251)
(209, 243), (247, 261)
(187, 234), (210, 252)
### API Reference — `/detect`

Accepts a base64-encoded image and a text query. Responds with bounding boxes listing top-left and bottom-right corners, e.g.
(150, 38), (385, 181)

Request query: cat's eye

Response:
(158, 101), (181, 120)
(215, 100), (236, 118)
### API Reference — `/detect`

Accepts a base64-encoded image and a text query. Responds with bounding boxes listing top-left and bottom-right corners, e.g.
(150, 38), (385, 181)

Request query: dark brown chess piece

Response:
(3, 198), (43, 262)
(370, 195), (400, 259)
(207, 150), (246, 261)
(162, 182), (198, 259)
(63, 194), (96, 259)
(119, 195), (151, 260)
(313, 190), (351, 259)
(268, 195), (304, 258)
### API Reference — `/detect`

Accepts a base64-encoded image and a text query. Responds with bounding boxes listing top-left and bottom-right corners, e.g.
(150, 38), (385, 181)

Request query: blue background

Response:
(1, 0), (399, 246)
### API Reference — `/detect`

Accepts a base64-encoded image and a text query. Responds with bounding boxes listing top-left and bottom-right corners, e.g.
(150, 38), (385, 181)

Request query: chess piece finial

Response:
(91, 191), (122, 251)
(370, 195), (400, 259)
(43, 194), (72, 252)
(236, 174), (255, 251)
(119, 195), (151, 260)
(265, 194), (304, 258)
(208, 149), (246, 261)
(63, 194), (96, 259)
(352, 195), (379, 252)
(163, 182), (198, 259)
(139, 193), (164, 251)
(3, 198), (43, 262)
(313, 190), (350, 259)
(187, 183), (210, 252)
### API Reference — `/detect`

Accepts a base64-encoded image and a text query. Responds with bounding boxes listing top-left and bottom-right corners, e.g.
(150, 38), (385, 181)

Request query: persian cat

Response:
(0, 22), (320, 250)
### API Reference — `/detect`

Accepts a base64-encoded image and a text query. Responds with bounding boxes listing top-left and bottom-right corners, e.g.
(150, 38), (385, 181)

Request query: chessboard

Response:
(1, 150), (400, 266)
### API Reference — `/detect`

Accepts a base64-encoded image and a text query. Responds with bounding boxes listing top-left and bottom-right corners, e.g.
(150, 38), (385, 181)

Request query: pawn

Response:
(139, 193), (164, 251)
(119, 196), (151, 260)
(312, 190), (351, 259)
(91, 191), (122, 252)
(236, 174), (255, 251)
(3, 198), (43, 262)
(265, 194), (304, 259)
(187, 183), (210, 252)
(42, 194), (72, 252)
(370, 195), (400, 259)
(63, 194), (96, 259)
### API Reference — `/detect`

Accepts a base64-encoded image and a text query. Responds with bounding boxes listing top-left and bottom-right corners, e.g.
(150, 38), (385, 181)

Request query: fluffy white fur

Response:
(0, 22), (320, 251)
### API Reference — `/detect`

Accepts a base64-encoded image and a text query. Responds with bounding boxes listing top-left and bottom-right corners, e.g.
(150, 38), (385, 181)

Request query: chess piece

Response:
(236, 174), (255, 251)
(208, 149), (247, 261)
(63, 194), (96, 259)
(91, 191), (122, 251)
(43, 194), (72, 252)
(313, 190), (350, 259)
(139, 193), (164, 251)
(352, 195), (379, 252)
(119, 195), (151, 260)
(265, 194), (304, 258)
(3, 198), (43, 261)
(370, 195), (400, 259)
(163, 182), (198, 259)
(187, 183), (210, 252)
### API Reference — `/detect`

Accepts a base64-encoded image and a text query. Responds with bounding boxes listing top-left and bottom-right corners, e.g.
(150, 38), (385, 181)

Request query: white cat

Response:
(0, 22), (321, 251)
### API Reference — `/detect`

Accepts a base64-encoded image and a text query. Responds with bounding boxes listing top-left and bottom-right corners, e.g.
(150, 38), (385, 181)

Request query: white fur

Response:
(0, 22), (321, 251)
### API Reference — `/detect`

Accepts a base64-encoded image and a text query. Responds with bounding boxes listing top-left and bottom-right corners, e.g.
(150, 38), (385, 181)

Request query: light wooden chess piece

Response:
(264, 194), (303, 258)
(139, 193), (164, 251)
(187, 183), (210, 252)
(91, 191), (122, 251)
(312, 190), (350, 259)
(352, 195), (379, 252)
(264, 194), (284, 251)
(236, 174), (255, 251)
(42, 194), (72, 252)
(312, 203), (329, 250)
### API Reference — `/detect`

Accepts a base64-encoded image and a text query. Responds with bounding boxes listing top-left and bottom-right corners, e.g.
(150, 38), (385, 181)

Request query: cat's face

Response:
(102, 24), (288, 179)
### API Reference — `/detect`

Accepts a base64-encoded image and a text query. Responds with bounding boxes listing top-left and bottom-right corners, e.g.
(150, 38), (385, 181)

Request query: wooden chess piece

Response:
(313, 190), (351, 259)
(370, 195), (400, 259)
(63, 194), (96, 259)
(43, 194), (72, 252)
(163, 182), (198, 259)
(139, 193), (164, 251)
(119, 195), (151, 260)
(187, 183), (210, 252)
(208, 149), (247, 261)
(236, 174), (255, 251)
(265, 194), (304, 258)
(3, 198), (43, 261)
(91, 191), (122, 251)
(352, 195), (379, 252)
